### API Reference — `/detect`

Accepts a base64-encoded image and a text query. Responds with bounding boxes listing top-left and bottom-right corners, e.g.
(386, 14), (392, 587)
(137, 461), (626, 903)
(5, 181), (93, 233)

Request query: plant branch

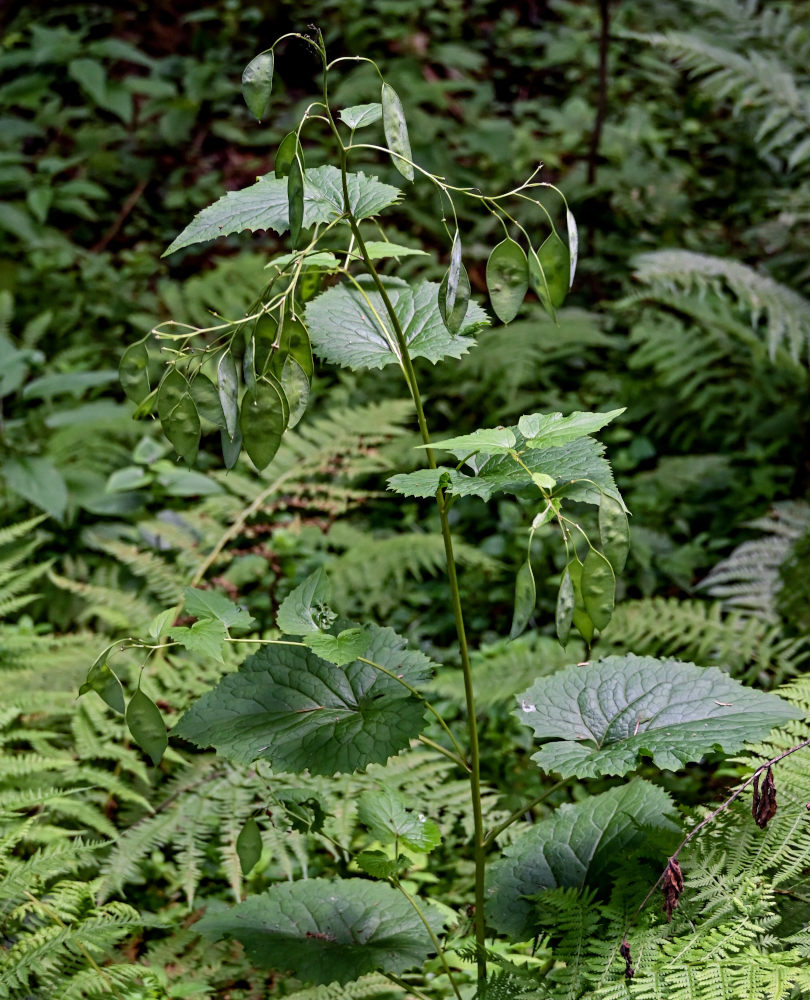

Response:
(628, 737), (810, 930)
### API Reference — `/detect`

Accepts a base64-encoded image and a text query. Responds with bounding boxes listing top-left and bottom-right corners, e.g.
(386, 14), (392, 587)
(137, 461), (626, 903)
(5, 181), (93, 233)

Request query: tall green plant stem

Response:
(321, 81), (488, 982)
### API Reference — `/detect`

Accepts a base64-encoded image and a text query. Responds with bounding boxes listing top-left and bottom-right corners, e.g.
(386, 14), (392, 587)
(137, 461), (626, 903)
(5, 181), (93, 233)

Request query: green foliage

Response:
(5, 2), (810, 997)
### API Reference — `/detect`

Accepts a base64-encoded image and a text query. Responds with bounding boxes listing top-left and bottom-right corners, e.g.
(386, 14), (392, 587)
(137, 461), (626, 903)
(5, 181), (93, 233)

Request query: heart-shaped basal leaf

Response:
(164, 166), (401, 256)
(486, 779), (678, 939)
(306, 277), (488, 371)
(173, 627), (431, 774)
(516, 654), (802, 779)
(197, 877), (442, 985)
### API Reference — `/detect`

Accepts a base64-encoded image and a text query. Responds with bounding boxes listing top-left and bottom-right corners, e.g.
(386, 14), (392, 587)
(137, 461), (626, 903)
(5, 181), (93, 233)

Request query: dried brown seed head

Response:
(752, 766), (777, 829)
(620, 938), (635, 979)
(662, 857), (685, 922)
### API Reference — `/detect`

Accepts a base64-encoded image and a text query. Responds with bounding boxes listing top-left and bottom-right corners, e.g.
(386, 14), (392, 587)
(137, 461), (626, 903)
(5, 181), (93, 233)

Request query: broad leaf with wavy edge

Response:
(306, 276), (488, 370)
(197, 877), (442, 984)
(516, 654), (801, 779)
(173, 625), (431, 773)
(389, 436), (621, 506)
(486, 779), (678, 939)
(164, 166), (401, 256)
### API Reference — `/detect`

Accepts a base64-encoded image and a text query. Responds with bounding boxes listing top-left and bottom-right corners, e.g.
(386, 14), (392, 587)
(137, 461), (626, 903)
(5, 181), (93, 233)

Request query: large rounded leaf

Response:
(516, 654), (802, 779)
(197, 877), (442, 984)
(172, 636), (428, 773)
(486, 780), (678, 939)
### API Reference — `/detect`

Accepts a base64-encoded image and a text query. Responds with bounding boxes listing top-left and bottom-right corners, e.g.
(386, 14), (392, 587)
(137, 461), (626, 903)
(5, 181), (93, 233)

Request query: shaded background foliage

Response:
(1, 0), (809, 996)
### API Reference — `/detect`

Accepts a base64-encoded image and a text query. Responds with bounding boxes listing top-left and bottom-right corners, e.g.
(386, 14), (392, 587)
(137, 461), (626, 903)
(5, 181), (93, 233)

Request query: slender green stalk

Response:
(323, 72), (489, 986)
(394, 879), (463, 1000)
(483, 779), (568, 845)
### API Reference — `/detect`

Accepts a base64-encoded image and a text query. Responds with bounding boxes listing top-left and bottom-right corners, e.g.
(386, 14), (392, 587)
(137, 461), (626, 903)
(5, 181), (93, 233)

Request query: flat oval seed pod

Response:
(438, 230), (469, 334)
(253, 312), (279, 376)
(509, 559), (536, 640)
(281, 355), (310, 429)
(275, 131), (299, 179)
(164, 392), (201, 466)
(568, 557), (595, 646)
(126, 689), (167, 767)
(80, 660), (125, 714)
(566, 208), (579, 288)
(236, 816), (263, 875)
(240, 378), (286, 471)
(599, 492), (630, 574)
(556, 565), (575, 647)
(486, 238), (529, 323)
(188, 374), (225, 428)
(221, 426), (242, 469)
(242, 51), (274, 121)
(381, 83), (414, 182)
(119, 339), (150, 404)
(582, 548), (616, 632)
(531, 231), (569, 318)
(288, 153), (305, 249)
(156, 368), (189, 425)
(217, 350), (239, 440)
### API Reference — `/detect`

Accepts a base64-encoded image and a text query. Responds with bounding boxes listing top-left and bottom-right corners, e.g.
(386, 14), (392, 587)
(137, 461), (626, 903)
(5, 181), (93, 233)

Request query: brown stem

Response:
(628, 737), (810, 931)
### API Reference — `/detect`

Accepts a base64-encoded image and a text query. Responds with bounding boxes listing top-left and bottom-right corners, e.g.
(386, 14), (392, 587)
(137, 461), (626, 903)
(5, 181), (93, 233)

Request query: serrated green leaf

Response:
(126, 689), (167, 767)
(581, 549), (615, 631)
(531, 472), (556, 490)
(288, 152), (305, 249)
(240, 378), (286, 471)
(358, 787), (442, 853)
(79, 661), (125, 714)
(236, 817), (262, 875)
(486, 238), (529, 324)
(172, 632), (429, 773)
(217, 350), (239, 440)
(381, 83), (414, 181)
(164, 167), (401, 256)
(197, 877), (441, 984)
(147, 608), (175, 641)
(360, 241), (429, 261)
(420, 426), (517, 456)
(486, 780), (678, 938)
(555, 566), (574, 647)
(356, 850), (409, 879)
(304, 627), (370, 666)
(438, 231), (469, 334)
(119, 339), (150, 404)
(184, 586), (254, 630)
(169, 618), (228, 663)
(516, 409), (624, 449)
(516, 654), (803, 779)
(274, 131), (299, 178)
(306, 277), (487, 371)
(277, 568), (332, 635)
(241, 51), (274, 121)
(340, 102), (383, 129)
(599, 492), (629, 573)
(509, 560), (535, 640)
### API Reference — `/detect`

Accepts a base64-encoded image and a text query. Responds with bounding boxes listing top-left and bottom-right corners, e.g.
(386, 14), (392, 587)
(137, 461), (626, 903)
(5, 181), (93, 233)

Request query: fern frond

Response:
(699, 501), (810, 620)
(631, 250), (810, 364)
(599, 597), (810, 684)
